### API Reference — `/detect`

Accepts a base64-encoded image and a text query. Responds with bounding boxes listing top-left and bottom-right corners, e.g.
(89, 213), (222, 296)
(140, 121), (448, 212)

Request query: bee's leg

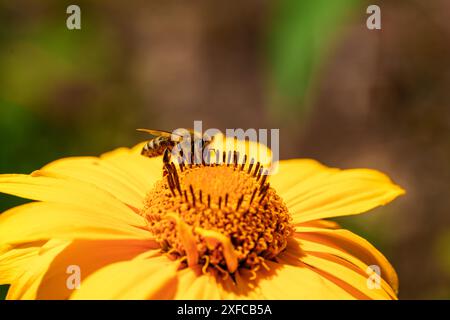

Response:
(163, 148), (171, 164)
(162, 148), (171, 176)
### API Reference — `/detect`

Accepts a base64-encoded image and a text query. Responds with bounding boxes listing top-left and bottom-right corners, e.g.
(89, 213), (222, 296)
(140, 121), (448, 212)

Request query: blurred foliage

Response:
(434, 231), (450, 298)
(0, 3), (145, 171)
(0, 285), (9, 299)
(436, 231), (450, 277)
(268, 0), (360, 118)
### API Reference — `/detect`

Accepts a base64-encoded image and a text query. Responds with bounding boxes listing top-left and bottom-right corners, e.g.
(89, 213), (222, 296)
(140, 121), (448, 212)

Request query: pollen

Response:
(141, 152), (294, 276)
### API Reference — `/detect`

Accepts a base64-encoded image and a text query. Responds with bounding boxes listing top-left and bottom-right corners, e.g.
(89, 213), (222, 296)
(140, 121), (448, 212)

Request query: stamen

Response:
(212, 264), (229, 280)
(253, 162), (260, 177)
(259, 191), (268, 204)
(247, 158), (254, 174)
(260, 258), (271, 271)
(166, 173), (176, 196)
(204, 150), (211, 165)
(233, 151), (238, 168)
(179, 160), (185, 172)
(249, 188), (258, 204)
(259, 183), (269, 196)
(236, 194), (244, 211)
(202, 255), (210, 275)
(260, 170), (268, 186)
(167, 248), (177, 256)
(226, 151), (232, 167)
(196, 228), (239, 273)
(240, 154), (247, 171)
(142, 152), (293, 276)
(167, 213), (199, 267)
(188, 152), (193, 168)
(256, 167), (263, 181)
(178, 256), (188, 264)
(189, 185), (196, 207)
(171, 163), (181, 194)
(163, 148), (170, 164)
(249, 265), (260, 280)
(215, 150), (220, 166)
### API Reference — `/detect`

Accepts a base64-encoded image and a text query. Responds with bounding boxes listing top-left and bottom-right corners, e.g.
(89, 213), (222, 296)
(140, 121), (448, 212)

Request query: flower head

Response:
(0, 139), (404, 299)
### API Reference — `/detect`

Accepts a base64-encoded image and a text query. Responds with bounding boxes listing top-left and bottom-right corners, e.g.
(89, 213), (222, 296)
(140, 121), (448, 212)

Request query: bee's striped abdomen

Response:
(141, 137), (175, 158)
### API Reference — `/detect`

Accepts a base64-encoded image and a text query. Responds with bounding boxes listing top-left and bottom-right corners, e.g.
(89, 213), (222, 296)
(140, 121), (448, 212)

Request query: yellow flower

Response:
(0, 140), (404, 300)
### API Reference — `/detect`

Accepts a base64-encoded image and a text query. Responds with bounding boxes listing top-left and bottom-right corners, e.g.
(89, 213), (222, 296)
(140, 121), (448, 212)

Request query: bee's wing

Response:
(186, 128), (210, 140)
(136, 128), (183, 138)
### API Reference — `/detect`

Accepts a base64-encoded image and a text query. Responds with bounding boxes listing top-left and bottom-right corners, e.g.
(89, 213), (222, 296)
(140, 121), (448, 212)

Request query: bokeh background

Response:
(1, 0), (450, 299)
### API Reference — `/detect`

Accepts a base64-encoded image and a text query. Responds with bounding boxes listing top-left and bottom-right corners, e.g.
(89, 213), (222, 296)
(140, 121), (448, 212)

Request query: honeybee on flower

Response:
(0, 131), (404, 299)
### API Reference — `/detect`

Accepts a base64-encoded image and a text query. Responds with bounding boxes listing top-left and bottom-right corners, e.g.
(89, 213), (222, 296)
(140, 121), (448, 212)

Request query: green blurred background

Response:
(1, 0), (450, 299)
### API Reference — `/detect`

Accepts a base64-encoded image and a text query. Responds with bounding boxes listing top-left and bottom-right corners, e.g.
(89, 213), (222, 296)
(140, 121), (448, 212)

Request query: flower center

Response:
(141, 152), (293, 276)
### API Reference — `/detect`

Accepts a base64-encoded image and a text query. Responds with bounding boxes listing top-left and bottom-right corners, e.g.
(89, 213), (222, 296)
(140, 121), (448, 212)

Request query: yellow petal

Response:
(0, 172), (145, 226)
(297, 219), (341, 229)
(100, 146), (162, 192)
(269, 159), (331, 196)
(173, 265), (250, 299)
(208, 133), (273, 170)
(5, 240), (159, 299)
(295, 226), (399, 293)
(270, 159), (405, 223)
(44, 143), (161, 196)
(130, 141), (147, 154)
(42, 156), (145, 209)
(0, 241), (47, 285)
(236, 260), (356, 299)
(0, 202), (153, 248)
(4, 240), (70, 300)
(278, 239), (395, 299)
(293, 236), (397, 297)
(70, 256), (177, 300)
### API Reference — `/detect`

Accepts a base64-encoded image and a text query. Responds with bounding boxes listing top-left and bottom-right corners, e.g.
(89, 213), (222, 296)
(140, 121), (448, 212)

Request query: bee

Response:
(137, 128), (213, 164)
